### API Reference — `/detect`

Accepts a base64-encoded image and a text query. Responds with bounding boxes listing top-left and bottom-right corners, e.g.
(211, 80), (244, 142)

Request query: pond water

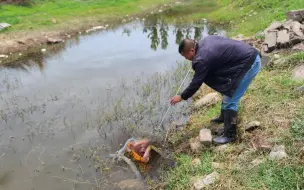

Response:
(0, 17), (225, 189)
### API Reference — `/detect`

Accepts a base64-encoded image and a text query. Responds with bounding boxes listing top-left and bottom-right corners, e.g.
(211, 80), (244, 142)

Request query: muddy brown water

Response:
(0, 18), (225, 189)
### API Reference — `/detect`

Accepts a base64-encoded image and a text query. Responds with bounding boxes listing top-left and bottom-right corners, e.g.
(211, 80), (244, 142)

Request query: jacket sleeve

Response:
(180, 60), (210, 100)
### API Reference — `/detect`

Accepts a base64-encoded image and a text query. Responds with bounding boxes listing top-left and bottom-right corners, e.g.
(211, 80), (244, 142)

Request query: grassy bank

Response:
(161, 52), (304, 189)
(161, 0), (304, 36)
(157, 1), (304, 189)
(0, 0), (174, 32)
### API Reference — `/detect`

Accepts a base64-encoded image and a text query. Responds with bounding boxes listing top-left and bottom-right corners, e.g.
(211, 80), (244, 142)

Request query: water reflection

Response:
(1, 18), (226, 72)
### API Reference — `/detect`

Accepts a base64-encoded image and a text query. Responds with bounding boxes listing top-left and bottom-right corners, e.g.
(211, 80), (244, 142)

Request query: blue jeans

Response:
(222, 55), (261, 111)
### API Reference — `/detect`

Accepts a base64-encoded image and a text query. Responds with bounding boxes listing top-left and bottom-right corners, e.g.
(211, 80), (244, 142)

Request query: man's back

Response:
(195, 35), (257, 70)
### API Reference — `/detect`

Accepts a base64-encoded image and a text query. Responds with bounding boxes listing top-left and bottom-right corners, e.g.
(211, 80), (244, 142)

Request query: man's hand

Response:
(170, 95), (182, 105)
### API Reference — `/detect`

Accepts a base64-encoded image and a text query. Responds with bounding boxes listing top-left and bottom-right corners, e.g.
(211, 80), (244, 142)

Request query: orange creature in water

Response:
(126, 139), (152, 164)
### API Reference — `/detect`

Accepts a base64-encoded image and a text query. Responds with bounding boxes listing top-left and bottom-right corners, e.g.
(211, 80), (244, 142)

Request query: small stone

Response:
(194, 92), (221, 108)
(116, 179), (145, 190)
(189, 137), (202, 153)
(47, 38), (64, 44)
(192, 158), (201, 167)
(257, 144), (272, 152)
(273, 54), (280, 59)
(245, 121), (261, 132)
(19, 53), (22, 56)
(0, 23), (11, 31)
(10, 136), (15, 139)
(296, 85), (304, 93)
(199, 129), (212, 145)
(269, 145), (288, 160)
(211, 162), (223, 169)
(0, 55), (6, 58)
(41, 49), (46, 52)
(253, 12), (257, 15)
(159, 9), (163, 13)
(22, 137), (25, 140)
(292, 65), (304, 81)
(191, 172), (219, 190)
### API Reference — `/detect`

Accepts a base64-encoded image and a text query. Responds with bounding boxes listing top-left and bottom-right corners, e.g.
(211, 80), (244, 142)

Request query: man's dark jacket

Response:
(180, 35), (259, 100)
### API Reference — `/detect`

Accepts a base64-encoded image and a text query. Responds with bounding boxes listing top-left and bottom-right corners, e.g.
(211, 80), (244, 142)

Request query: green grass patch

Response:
(165, 51), (304, 189)
(160, 0), (304, 36)
(0, 0), (173, 32)
(291, 116), (304, 140)
(165, 152), (213, 190)
(242, 160), (304, 189)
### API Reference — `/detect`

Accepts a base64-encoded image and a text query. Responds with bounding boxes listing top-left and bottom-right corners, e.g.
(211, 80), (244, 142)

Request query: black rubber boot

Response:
(213, 110), (237, 144)
(210, 109), (225, 124)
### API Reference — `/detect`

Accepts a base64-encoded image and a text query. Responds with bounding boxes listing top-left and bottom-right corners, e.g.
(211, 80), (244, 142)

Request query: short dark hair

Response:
(178, 39), (195, 54)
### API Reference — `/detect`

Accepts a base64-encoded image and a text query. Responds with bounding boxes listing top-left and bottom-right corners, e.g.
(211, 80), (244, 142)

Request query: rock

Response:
(263, 31), (277, 52)
(296, 85), (304, 93)
(199, 129), (212, 145)
(41, 49), (46, 52)
(253, 12), (257, 15)
(264, 21), (282, 33)
(189, 137), (202, 153)
(245, 121), (261, 132)
(47, 38), (64, 44)
(287, 9), (304, 22)
(86, 26), (106, 33)
(214, 144), (228, 152)
(159, 9), (163, 13)
(211, 162), (223, 169)
(273, 54), (280, 59)
(0, 23), (11, 31)
(282, 19), (294, 31)
(269, 145), (288, 160)
(292, 65), (304, 81)
(116, 179), (145, 190)
(291, 21), (303, 37)
(191, 172), (219, 190)
(192, 158), (201, 167)
(257, 144), (272, 152)
(251, 159), (264, 166)
(290, 36), (304, 46)
(0, 55), (6, 58)
(194, 92), (221, 108)
(277, 29), (290, 46)
(292, 43), (304, 51)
